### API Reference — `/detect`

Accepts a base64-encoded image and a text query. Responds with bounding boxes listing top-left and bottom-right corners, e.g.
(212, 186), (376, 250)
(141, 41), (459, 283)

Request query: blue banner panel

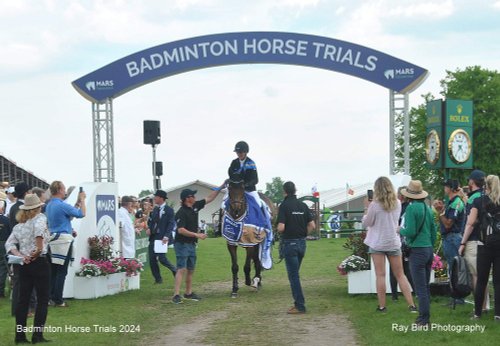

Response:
(72, 32), (428, 103)
(95, 194), (116, 237)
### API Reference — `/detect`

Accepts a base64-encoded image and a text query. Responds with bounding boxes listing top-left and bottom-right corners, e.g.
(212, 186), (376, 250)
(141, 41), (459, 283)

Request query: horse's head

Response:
(228, 178), (246, 220)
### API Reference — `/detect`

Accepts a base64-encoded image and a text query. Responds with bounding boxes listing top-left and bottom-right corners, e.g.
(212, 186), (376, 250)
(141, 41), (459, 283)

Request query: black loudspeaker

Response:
(143, 120), (161, 145)
(153, 161), (163, 176)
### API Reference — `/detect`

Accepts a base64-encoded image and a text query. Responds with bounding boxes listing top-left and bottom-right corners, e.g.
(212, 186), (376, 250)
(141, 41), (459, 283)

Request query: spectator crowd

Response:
(1, 167), (499, 342)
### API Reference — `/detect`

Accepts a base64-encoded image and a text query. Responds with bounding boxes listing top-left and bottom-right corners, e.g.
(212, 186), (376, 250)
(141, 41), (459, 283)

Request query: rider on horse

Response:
(226, 141), (270, 219)
(223, 141), (273, 295)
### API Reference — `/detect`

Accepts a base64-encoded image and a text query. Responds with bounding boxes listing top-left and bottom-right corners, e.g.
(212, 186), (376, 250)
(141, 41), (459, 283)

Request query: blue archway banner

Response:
(72, 32), (428, 103)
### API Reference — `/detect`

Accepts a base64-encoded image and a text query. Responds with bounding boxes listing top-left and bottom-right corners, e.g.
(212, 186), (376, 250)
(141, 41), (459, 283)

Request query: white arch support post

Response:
(389, 90), (410, 175)
(92, 98), (115, 182)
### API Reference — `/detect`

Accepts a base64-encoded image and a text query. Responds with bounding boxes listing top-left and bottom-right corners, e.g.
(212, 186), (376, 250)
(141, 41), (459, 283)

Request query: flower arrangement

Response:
(88, 235), (114, 261)
(76, 257), (144, 278)
(337, 255), (370, 275)
(342, 232), (369, 261)
(337, 232), (370, 275)
(76, 235), (144, 278)
(432, 253), (447, 279)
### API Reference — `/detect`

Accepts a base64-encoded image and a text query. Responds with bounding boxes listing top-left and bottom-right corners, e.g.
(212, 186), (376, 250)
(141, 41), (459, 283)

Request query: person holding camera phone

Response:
(46, 181), (86, 308)
(434, 179), (465, 305)
(135, 198), (153, 233)
(362, 177), (416, 313)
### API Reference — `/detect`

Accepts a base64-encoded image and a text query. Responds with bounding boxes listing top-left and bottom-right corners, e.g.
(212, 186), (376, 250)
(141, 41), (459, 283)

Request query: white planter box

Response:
(347, 257), (392, 294)
(347, 257), (433, 294)
(73, 272), (140, 299)
(348, 270), (372, 294)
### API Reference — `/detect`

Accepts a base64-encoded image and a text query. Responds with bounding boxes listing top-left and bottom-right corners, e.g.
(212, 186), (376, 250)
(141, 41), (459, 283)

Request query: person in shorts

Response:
(363, 177), (416, 313)
(171, 187), (221, 304)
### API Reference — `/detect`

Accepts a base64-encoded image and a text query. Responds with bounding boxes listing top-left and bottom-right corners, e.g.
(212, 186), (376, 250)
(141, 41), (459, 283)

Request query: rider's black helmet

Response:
(234, 141), (249, 153)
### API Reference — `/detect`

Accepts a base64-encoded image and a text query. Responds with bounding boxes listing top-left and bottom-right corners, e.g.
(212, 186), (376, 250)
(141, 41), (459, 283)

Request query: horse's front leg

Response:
(244, 247), (252, 286)
(251, 244), (262, 288)
(227, 243), (239, 297)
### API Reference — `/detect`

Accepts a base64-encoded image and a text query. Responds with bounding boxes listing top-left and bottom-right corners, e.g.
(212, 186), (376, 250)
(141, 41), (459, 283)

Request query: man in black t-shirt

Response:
(171, 187), (221, 304)
(277, 181), (315, 314)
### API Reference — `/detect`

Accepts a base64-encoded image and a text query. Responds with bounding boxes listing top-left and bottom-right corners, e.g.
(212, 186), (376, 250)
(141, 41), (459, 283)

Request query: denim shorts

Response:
(368, 247), (402, 256)
(174, 242), (197, 270)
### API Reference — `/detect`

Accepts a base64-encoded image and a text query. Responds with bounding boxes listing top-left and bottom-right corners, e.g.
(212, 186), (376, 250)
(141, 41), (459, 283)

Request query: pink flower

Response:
(432, 254), (443, 270)
(77, 256), (144, 277)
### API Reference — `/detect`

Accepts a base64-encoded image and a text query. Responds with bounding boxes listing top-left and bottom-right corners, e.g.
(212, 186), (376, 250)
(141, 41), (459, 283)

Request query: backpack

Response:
(480, 197), (500, 248)
(449, 255), (472, 300)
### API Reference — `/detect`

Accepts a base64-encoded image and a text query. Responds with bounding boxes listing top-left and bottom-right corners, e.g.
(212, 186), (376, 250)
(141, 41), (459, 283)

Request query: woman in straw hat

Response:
(5, 194), (51, 344)
(362, 177), (416, 313)
(399, 180), (437, 327)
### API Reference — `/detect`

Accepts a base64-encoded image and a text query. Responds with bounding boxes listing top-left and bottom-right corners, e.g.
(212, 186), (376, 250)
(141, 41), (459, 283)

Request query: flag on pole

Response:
(346, 183), (354, 195)
(312, 183), (320, 198)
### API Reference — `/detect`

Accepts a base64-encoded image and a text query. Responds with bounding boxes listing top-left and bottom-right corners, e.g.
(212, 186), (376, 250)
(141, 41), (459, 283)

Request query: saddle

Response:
(239, 225), (267, 247)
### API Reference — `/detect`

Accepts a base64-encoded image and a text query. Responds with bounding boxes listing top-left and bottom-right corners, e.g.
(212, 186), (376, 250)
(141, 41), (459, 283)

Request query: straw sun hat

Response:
(19, 194), (43, 210)
(400, 180), (428, 200)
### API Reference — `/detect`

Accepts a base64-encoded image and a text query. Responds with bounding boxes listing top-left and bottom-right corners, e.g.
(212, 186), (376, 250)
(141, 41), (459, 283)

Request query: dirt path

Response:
(163, 310), (230, 346)
(148, 276), (358, 345)
(157, 302), (358, 346)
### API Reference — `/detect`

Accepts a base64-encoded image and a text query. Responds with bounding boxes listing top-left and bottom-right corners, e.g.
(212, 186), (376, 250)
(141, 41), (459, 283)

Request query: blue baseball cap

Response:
(468, 169), (485, 181)
(180, 188), (197, 200)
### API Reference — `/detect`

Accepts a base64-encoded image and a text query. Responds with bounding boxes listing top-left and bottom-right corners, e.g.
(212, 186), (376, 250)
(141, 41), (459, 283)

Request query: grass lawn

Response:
(1, 237), (498, 345)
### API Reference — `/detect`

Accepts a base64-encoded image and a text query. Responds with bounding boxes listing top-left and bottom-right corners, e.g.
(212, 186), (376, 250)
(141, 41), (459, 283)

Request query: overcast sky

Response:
(1, 0), (499, 197)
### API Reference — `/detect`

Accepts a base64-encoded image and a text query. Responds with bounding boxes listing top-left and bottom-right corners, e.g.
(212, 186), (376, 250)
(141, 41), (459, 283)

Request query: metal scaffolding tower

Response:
(389, 91), (410, 175)
(92, 99), (115, 182)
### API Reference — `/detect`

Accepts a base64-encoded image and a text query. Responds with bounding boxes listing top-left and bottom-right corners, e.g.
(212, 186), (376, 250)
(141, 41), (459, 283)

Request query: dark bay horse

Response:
(225, 180), (275, 298)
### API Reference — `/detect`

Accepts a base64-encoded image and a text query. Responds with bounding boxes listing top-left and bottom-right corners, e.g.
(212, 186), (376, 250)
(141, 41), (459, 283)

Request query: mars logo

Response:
(384, 68), (415, 80)
(85, 80), (114, 91)
(384, 69), (395, 79)
(86, 81), (96, 91)
(96, 194), (116, 237)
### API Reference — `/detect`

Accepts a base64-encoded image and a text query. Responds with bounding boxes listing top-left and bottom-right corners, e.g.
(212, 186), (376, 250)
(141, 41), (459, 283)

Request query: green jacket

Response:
(400, 201), (437, 248)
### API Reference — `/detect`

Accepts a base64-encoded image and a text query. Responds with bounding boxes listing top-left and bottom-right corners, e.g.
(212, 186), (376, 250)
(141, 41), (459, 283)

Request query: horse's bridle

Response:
(228, 179), (246, 219)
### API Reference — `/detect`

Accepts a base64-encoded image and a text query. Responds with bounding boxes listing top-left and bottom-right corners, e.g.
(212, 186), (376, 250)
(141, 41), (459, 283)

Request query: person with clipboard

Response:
(147, 190), (177, 285)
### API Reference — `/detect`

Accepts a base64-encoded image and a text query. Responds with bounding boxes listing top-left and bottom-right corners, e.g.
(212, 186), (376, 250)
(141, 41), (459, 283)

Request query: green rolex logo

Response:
(457, 104), (463, 114)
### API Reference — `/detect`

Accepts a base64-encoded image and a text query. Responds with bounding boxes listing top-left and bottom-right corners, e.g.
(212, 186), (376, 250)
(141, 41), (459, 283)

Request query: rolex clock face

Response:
(426, 129), (440, 164)
(448, 129), (472, 163)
